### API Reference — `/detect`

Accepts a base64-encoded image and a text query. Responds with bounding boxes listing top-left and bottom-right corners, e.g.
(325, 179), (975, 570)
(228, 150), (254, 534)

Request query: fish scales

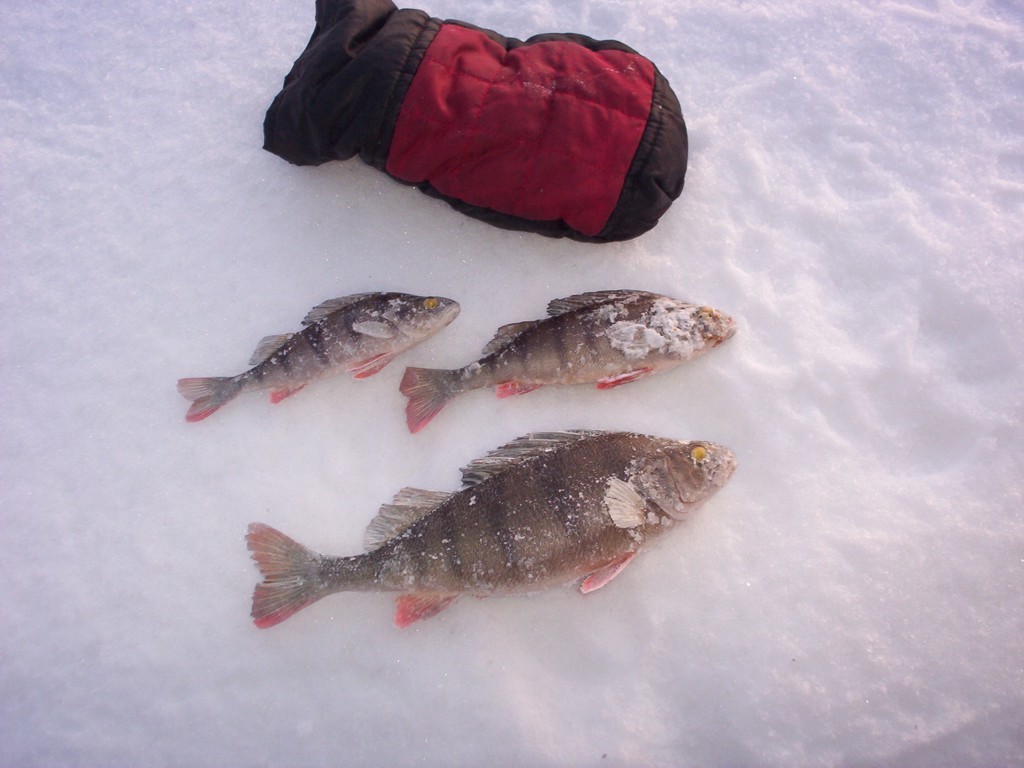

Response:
(363, 434), (643, 592)
(400, 290), (736, 432)
(492, 312), (589, 384)
(485, 301), (641, 386)
(178, 292), (460, 422)
(247, 431), (737, 628)
(244, 296), (415, 387)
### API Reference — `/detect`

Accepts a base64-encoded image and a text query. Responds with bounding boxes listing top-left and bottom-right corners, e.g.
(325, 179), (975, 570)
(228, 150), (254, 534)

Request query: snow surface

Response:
(2, 0), (1023, 765)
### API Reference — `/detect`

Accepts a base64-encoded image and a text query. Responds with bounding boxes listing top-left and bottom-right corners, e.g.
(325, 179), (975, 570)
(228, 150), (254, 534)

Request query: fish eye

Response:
(423, 297), (440, 310)
(690, 445), (708, 463)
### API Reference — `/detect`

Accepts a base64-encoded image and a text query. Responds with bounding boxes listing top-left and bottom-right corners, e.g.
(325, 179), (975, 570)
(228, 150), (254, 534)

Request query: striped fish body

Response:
(247, 431), (736, 628)
(400, 290), (735, 432)
(178, 292), (459, 421)
(354, 432), (662, 595)
(232, 296), (422, 391)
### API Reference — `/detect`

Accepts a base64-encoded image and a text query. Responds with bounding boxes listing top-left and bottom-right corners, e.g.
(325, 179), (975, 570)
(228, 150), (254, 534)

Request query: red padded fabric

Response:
(386, 24), (656, 237)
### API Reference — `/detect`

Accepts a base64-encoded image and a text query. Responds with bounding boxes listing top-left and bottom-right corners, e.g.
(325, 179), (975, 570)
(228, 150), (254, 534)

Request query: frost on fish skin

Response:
(602, 299), (733, 362)
(179, 292), (460, 422)
(245, 432), (737, 629)
(605, 299), (722, 360)
(595, 302), (627, 323)
(399, 292), (734, 433)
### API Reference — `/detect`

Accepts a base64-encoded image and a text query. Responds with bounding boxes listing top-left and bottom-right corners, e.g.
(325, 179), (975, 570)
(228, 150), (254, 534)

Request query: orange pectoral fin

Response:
(580, 552), (637, 594)
(394, 594), (457, 628)
(269, 384), (306, 404)
(495, 381), (543, 398)
(349, 352), (397, 379)
(596, 368), (654, 390)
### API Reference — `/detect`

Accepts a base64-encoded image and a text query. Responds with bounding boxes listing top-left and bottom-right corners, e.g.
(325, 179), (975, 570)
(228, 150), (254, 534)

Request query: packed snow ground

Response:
(2, 0), (1022, 765)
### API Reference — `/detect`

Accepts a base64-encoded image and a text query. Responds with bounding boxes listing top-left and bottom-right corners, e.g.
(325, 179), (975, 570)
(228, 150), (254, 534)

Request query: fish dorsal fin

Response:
(248, 334), (293, 366)
(546, 290), (651, 317)
(604, 477), (647, 528)
(460, 430), (604, 487)
(481, 320), (541, 357)
(364, 487), (452, 551)
(302, 293), (378, 326)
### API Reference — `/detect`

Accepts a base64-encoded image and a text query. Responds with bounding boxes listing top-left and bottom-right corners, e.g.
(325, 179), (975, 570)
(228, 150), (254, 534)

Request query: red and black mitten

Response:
(264, 0), (688, 242)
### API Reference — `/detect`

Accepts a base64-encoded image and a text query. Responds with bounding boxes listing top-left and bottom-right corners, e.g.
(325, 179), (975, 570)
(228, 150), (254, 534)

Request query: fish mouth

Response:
(436, 300), (461, 326)
(700, 308), (736, 346)
(722, 315), (737, 341)
(715, 313), (737, 345)
(711, 449), (738, 487)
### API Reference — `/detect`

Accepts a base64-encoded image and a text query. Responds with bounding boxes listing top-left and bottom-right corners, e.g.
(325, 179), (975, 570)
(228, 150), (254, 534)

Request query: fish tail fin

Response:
(177, 376), (238, 422)
(400, 367), (459, 433)
(246, 523), (327, 629)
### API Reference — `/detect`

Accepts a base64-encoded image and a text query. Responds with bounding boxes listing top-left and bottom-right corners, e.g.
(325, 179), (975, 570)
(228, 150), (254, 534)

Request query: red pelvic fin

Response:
(349, 352), (396, 379)
(495, 381), (542, 399)
(580, 552), (637, 594)
(394, 593), (457, 628)
(596, 367), (654, 390)
(269, 384), (306, 404)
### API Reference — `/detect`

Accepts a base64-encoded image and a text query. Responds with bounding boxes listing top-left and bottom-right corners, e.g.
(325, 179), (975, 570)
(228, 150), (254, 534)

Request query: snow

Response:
(2, 0), (1022, 765)
(604, 298), (718, 360)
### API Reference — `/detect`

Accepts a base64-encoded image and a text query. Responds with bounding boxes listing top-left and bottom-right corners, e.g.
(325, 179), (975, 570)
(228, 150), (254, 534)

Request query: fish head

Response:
(387, 294), (461, 339)
(694, 306), (736, 347)
(633, 440), (737, 520)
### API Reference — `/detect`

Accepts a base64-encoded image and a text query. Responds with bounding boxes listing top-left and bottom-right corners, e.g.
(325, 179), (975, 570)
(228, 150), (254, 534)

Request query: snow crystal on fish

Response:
(605, 299), (704, 359)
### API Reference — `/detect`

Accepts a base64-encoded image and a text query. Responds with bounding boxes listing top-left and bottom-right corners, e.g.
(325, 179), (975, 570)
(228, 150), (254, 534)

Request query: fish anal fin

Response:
(269, 384), (306, 404)
(302, 294), (377, 326)
(364, 487), (452, 551)
(596, 367), (654, 390)
(580, 552), (637, 594)
(604, 477), (647, 528)
(349, 352), (397, 379)
(481, 320), (541, 357)
(394, 594), (457, 628)
(249, 334), (293, 366)
(495, 381), (542, 399)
